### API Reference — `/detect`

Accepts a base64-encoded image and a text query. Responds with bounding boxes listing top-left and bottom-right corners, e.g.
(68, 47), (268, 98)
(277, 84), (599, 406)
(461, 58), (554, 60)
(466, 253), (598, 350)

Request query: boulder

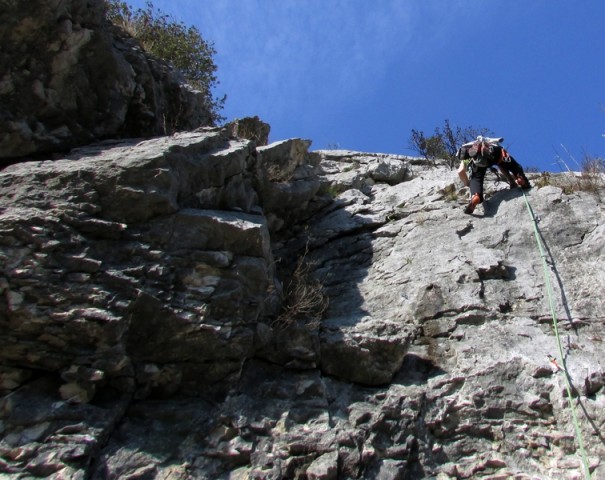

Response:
(0, 130), (275, 401)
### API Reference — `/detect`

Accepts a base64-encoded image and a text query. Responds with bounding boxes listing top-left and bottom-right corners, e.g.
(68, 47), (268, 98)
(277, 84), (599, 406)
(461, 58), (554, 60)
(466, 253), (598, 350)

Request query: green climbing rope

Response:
(521, 189), (591, 480)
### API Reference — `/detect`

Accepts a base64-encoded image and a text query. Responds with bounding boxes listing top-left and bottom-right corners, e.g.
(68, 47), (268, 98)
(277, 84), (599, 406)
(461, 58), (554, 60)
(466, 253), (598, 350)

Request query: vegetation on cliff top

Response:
(105, 0), (225, 123)
(407, 119), (492, 169)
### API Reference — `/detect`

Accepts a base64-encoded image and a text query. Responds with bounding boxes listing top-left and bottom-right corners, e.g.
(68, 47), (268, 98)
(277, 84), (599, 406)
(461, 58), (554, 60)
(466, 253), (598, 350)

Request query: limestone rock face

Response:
(1, 4), (604, 473)
(0, 0), (214, 161)
(0, 129), (276, 399)
(1, 131), (604, 479)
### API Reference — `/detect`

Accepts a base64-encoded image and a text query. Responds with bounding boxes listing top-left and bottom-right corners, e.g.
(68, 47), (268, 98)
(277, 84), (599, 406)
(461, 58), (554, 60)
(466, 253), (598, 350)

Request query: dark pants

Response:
(470, 156), (531, 201)
(469, 165), (487, 202)
(501, 156), (530, 185)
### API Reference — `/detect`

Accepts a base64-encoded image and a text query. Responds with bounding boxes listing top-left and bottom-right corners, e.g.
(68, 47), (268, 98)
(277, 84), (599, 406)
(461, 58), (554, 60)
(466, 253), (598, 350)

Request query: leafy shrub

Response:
(408, 120), (492, 169)
(105, 0), (225, 123)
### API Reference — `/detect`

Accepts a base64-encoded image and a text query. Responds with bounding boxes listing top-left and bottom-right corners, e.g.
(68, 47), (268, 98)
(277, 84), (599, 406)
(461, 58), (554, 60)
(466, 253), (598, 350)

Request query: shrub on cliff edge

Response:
(409, 119), (492, 169)
(105, 0), (225, 123)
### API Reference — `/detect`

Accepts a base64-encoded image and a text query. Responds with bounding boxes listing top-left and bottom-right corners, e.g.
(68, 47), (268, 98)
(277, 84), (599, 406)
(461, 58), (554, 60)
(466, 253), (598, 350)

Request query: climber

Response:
(456, 136), (531, 214)
(458, 155), (517, 190)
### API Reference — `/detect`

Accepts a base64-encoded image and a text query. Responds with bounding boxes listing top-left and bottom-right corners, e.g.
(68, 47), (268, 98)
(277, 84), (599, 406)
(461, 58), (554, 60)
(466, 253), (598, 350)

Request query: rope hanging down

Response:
(521, 189), (591, 480)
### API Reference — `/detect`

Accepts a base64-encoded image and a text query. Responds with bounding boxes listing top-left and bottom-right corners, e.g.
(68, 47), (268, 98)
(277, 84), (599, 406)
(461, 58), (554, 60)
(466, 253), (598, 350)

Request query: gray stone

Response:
(0, 0), (214, 160)
(2, 4), (605, 476)
(306, 451), (339, 480)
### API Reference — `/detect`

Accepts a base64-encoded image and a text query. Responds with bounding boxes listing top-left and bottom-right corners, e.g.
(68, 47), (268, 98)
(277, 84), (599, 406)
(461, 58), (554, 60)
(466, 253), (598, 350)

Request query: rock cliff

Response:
(1, 1), (605, 479)
(0, 0), (214, 163)
(1, 128), (604, 479)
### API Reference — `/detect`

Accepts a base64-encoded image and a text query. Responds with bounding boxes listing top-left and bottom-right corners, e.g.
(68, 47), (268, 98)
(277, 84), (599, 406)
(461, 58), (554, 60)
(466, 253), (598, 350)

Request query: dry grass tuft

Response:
(535, 149), (605, 199)
(273, 248), (329, 330)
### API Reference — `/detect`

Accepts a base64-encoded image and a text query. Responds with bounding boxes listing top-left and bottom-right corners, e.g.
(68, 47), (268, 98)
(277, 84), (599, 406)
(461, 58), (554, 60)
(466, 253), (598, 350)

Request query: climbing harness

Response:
(521, 189), (592, 480)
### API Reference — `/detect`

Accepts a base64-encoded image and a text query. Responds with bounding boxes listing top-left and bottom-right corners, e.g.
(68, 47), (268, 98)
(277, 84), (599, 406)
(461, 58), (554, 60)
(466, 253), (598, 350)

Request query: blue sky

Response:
(123, 1), (604, 172)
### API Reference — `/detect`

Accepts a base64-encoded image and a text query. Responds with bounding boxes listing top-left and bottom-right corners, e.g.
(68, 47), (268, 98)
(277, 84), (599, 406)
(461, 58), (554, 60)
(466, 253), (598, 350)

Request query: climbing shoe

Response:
(464, 194), (481, 214)
(515, 175), (531, 189)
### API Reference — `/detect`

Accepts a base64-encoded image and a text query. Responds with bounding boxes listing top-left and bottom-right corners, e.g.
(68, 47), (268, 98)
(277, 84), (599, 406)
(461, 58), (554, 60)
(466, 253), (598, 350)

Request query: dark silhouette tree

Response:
(409, 120), (493, 168)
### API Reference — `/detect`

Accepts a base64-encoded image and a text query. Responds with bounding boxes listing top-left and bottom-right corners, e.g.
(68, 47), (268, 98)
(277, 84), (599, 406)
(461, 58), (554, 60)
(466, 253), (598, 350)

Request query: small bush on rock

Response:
(553, 151), (605, 198)
(274, 248), (329, 330)
(105, 0), (225, 123)
(408, 119), (492, 169)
